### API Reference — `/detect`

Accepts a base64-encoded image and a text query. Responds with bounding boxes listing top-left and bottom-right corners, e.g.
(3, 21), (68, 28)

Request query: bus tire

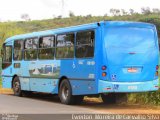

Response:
(12, 76), (23, 97)
(101, 93), (116, 104)
(59, 79), (75, 105)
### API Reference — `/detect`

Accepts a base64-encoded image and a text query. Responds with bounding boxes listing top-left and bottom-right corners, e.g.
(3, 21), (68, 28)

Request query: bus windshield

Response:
(105, 27), (156, 51)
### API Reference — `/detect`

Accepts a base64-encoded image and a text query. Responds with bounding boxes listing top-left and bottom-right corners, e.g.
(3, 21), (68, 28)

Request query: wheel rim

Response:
(61, 84), (69, 101)
(14, 81), (20, 93)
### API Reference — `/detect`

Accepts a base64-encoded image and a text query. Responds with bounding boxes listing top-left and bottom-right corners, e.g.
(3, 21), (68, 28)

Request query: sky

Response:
(0, 0), (159, 21)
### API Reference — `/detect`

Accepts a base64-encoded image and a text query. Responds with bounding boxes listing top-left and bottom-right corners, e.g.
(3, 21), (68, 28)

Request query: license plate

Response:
(127, 68), (137, 73)
(128, 85), (137, 90)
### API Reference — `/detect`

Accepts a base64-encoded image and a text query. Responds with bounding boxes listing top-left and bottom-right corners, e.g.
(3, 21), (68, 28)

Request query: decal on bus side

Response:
(29, 61), (60, 78)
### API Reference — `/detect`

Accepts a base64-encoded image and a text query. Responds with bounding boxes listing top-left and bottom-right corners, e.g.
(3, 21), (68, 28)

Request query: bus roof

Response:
(102, 21), (155, 28)
(5, 21), (155, 43)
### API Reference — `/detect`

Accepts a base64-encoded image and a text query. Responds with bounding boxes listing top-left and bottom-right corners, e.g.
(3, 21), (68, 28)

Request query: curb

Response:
(0, 88), (13, 94)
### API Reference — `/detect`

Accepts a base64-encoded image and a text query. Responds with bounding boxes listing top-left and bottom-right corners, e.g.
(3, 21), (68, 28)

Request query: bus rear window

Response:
(105, 27), (156, 51)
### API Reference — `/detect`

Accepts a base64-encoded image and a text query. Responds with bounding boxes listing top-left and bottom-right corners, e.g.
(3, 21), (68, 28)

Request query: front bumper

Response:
(98, 79), (159, 93)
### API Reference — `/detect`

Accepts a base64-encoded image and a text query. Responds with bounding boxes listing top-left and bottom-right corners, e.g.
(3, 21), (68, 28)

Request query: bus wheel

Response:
(59, 79), (75, 105)
(12, 76), (22, 97)
(101, 93), (116, 104)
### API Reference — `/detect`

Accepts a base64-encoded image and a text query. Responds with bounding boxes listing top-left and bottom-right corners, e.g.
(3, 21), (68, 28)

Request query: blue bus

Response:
(1, 21), (159, 104)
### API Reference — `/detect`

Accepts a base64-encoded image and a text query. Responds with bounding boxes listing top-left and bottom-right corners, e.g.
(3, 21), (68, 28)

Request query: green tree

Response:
(129, 9), (135, 15)
(121, 9), (128, 15)
(69, 11), (75, 17)
(152, 8), (160, 14)
(141, 7), (151, 15)
(110, 9), (120, 16)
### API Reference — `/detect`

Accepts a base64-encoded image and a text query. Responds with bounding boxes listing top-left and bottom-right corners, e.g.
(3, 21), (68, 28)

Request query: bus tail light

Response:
(102, 65), (107, 70)
(102, 72), (107, 77)
(155, 71), (158, 76)
(155, 85), (159, 88)
(156, 65), (159, 70)
(155, 65), (159, 76)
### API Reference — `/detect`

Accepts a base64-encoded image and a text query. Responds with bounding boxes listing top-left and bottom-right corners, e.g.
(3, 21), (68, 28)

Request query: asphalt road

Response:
(0, 94), (99, 114)
(0, 94), (160, 120)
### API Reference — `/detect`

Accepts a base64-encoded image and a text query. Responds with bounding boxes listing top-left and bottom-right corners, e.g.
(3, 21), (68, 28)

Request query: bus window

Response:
(14, 40), (23, 60)
(76, 31), (94, 58)
(56, 33), (74, 59)
(2, 45), (12, 69)
(39, 36), (55, 59)
(24, 38), (38, 60)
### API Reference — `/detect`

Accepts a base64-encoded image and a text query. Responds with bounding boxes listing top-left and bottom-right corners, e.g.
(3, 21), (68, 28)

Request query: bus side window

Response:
(2, 44), (12, 69)
(39, 36), (55, 59)
(56, 33), (74, 59)
(24, 38), (38, 60)
(76, 31), (94, 58)
(5, 46), (12, 62)
(14, 40), (23, 61)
